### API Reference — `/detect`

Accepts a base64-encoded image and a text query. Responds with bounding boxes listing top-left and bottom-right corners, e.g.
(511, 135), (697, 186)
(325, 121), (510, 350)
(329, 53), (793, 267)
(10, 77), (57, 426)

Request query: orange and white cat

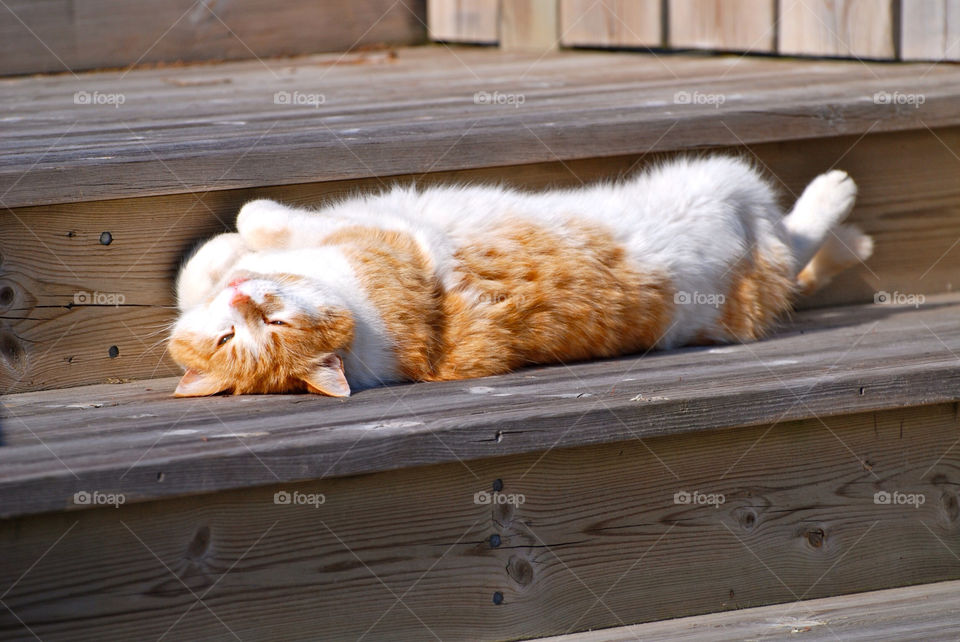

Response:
(169, 156), (871, 397)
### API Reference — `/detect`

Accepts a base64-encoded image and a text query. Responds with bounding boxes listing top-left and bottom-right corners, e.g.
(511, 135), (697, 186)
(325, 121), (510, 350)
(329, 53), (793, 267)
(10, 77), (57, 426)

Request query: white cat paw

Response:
(237, 199), (293, 249)
(807, 170), (858, 224)
(190, 233), (245, 275)
(177, 233), (246, 309)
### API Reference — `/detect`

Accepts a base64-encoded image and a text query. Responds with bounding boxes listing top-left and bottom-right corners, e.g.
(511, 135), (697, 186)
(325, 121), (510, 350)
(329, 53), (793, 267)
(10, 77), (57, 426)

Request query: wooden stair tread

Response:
(3, 292), (960, 519)
(2, 46), (960, 208)
(536, 579), (960, 641)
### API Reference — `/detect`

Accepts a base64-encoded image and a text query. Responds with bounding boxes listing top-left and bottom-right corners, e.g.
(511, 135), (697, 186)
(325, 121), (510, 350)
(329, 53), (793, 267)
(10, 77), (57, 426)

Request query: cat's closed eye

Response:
(217, 332), (234, 347)
(267, 319), (287, 326)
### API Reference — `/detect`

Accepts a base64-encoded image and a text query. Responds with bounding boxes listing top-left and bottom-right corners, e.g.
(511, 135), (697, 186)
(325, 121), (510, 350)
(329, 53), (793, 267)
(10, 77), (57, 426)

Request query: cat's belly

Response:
(428, 214), (795, 379)
(428, 218), (674, 379)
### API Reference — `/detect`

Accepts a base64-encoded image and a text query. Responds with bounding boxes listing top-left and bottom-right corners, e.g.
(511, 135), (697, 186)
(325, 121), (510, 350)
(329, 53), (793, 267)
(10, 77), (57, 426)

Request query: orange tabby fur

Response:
(322, 226), (444, 381)
(316, 220), (672, 381)
(430, 220), (672, 380)
(714, 250), (795, 342)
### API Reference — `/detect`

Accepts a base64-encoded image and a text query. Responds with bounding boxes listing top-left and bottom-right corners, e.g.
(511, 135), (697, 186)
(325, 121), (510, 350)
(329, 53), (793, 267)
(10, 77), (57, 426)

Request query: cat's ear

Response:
(174, 368), (228, 397)
(302, 353), (351, 397)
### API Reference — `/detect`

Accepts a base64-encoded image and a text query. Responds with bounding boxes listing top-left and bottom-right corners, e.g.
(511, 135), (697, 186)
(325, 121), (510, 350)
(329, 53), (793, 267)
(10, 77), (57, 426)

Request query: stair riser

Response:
(3, 403), (959, 639)
(3, 127), (959, 393)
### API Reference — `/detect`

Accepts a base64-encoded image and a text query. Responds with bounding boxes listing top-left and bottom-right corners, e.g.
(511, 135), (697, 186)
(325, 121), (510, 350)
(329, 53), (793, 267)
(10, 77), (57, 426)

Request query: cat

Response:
(168, 155), (871, 397)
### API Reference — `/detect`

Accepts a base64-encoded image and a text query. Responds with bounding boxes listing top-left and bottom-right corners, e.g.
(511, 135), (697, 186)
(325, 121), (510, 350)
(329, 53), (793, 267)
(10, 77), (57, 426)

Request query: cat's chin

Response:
(173, 369), (229, 397)
(172, 354), (351, 398)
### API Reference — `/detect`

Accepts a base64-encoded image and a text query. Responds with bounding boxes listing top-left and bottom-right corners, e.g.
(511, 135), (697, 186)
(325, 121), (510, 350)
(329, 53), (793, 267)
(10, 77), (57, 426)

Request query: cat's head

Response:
(168, 272), (355, 397)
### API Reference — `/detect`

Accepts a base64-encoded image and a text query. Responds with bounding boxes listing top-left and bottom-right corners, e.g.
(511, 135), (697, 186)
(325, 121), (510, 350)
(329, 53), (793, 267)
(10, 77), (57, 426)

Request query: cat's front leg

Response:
(176, 233), (247, 310)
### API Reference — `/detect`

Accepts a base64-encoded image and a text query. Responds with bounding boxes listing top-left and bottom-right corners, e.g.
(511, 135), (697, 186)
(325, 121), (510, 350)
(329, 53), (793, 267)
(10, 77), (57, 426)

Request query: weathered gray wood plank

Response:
(0, 0), (426, 76)
(1, 47), (959, 208)
(4, 293), (960, 518)
(539, 580), (960, 641)
(2, 403), (960, 639)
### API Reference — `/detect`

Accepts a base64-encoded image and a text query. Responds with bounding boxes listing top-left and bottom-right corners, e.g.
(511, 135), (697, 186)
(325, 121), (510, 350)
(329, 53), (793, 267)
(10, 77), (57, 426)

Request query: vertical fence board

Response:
(501, 0), (559, 50)
(559, 0), (662, 48)
(428, 0), (500, 43)
(778, 0), (896, 59)
(901, 0), (960, 61)
(669, 0), (775, 52)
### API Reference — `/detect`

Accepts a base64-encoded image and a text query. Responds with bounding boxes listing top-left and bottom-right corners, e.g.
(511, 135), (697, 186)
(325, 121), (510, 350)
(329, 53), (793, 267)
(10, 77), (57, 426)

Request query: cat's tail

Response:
(783, 169), (872, 294)
(796, 224), (874, 295)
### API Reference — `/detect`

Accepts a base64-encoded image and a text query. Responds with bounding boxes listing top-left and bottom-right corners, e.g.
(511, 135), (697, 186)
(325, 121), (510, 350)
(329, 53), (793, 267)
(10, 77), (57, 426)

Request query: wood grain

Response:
(559, 0), (662, 47)
(541, 580), (960, 641)
(3, 47), (960, 209)
(3, 402), (960, 639)
(900, 0), (960, 61)
(5, 292), (960, 518)
(778, 0), (896, 59)
(0, 0), (426, 76)
(669, 0), (776, 52)
(5, 126), (960, 393)
(500, 0), (559, 51)
(427, 0), (500, 42)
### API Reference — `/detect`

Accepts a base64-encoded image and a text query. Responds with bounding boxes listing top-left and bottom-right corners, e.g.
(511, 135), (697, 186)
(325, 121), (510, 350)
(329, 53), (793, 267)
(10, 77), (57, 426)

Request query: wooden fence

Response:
(428, 0), (960, 61)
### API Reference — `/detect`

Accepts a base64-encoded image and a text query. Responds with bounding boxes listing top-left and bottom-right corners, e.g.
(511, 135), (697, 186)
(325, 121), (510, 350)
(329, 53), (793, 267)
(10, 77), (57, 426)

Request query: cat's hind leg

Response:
(176, 233), (247, 310)
(783, 170), (859, 272)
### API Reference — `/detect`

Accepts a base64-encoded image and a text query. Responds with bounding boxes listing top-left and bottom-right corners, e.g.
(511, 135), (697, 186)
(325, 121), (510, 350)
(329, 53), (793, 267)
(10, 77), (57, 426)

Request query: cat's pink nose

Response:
(230, 292), (251, 307)
(228, 277), (247, 288)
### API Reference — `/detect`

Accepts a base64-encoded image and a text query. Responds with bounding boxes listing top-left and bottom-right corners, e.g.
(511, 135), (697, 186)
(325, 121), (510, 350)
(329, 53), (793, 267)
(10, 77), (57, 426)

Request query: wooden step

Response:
(5, 292), (960, 518)
(536, 579), (960, 641)
(3, 47), (960, 393)
(3, 296), (960, 638)
(2, 47), (958, 209)
(0, 0), (427, 76)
